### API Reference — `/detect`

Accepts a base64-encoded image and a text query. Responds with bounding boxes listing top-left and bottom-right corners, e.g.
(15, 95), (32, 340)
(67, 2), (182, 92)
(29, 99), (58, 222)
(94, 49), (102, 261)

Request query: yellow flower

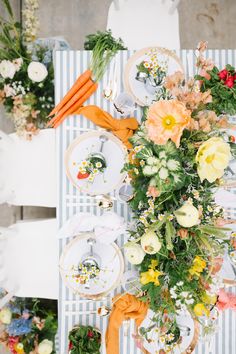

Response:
(14, 343), (24, 354)
(150, 259), (158, 269)
(189, 256), (206, 277)
(140, 268), (162, 286)
(201, 292), (217, 305)
(194, 303), (210, 317)
(196, 137), (231, 182)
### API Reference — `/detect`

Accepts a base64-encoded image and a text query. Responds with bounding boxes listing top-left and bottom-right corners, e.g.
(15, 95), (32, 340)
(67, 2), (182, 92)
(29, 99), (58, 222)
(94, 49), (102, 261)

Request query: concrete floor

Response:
(0, 1), (236, 350)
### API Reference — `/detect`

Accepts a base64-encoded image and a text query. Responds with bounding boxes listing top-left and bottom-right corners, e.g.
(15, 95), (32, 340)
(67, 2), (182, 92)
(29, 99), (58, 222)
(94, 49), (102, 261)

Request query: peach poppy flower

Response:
(145, 100), (191, 147)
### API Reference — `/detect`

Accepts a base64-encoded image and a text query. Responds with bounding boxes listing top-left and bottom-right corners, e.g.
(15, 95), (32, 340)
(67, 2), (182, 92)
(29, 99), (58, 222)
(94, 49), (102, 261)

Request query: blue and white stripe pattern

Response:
(56, 50), (236, 354)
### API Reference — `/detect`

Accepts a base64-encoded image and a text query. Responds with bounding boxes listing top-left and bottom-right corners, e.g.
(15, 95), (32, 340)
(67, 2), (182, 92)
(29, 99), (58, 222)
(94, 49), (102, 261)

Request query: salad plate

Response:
(59, 232), (124, 299)
(139, 309), (198, 354)
(65, 130), (127, 195)
(124, 47), (184, 106)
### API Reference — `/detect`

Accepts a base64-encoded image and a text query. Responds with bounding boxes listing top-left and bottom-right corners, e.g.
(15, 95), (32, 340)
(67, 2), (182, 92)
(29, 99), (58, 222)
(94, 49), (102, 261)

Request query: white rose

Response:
(0, 307), (12, 324)
(175, 203), (199, 227)
(141, 230), (162, 254)
(38, 339), (53, 354)
(124, 242), (145, 264)
(0, 60), (16, 79)
(27, 62), (48, 82)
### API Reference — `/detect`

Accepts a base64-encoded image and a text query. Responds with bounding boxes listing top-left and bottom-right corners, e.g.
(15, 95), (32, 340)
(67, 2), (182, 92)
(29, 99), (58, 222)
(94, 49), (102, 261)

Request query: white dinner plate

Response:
(65, 130), (127, 195)
(59, 232), (124, 299)
(139, 310), (198, 354)
(124, 47), (184, 106)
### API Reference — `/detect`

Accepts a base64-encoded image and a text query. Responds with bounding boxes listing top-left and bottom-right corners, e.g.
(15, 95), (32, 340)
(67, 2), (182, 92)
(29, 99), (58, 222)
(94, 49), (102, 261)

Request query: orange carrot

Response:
(53, 82), (98, 128)
(49, 69), (92, 117)
(47, 78), (94, 127)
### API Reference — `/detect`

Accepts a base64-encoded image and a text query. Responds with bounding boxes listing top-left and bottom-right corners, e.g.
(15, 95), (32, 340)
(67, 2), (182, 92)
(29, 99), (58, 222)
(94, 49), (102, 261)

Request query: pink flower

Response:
(218, 69), (228, 80)
(147, 186), (160, 199)
(197, 41), (208, 53)
(4, 84), (16, 98)
(225, 76), (234, 88)
(216, 289), (236, 311)
(199, 69), (211, 80)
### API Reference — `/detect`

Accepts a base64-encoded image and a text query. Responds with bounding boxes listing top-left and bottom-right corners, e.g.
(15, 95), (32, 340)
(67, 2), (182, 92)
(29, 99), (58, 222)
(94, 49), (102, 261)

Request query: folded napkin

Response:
(57, 211), (126, 244)
(106, 294), (148, 354)
(75, 105), (139, 148)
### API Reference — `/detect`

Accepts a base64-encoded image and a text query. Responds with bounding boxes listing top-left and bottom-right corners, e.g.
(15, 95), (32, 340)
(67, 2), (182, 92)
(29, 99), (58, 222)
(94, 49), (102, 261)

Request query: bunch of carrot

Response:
(47, 30), (126, 128)
(47, 69), (97, 128)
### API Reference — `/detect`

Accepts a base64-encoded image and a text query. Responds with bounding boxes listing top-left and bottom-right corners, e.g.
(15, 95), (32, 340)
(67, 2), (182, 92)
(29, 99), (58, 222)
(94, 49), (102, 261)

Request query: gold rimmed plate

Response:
(59, 232), (124, 300)
(124, 47), (184, 106)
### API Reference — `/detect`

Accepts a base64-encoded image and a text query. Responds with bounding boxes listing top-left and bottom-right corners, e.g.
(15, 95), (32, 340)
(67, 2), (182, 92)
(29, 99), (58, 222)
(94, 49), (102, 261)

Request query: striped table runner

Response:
(56, 50), (236, 354)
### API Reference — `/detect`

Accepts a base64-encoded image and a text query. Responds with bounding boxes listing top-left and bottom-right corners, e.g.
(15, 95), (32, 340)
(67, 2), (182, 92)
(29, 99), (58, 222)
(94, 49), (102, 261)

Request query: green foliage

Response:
(196, 65), (236, 115)
(68, 326), (101, 354)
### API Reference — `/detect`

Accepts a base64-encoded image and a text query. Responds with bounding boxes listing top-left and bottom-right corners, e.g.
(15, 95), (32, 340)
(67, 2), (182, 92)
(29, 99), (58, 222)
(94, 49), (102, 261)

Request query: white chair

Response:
(107, 0), (181, 49)
(0, 218), (58, 307)
(0, 129), (56, 207)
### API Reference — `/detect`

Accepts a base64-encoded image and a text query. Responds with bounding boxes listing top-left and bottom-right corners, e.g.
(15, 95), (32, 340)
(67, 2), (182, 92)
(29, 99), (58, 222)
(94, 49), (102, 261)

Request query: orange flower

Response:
(146, 100), (191, 147)
(177, 228), (188, 239)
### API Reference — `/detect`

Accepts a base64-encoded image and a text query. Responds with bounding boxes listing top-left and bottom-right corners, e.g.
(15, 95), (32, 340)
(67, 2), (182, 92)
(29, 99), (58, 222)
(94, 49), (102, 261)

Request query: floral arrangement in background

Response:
(0, 294), (57, 354)
(123, 41), (236, 349)
(68, 325), (101, 354)
(0, 0), (54, 138)
(195, 42), (236, 115)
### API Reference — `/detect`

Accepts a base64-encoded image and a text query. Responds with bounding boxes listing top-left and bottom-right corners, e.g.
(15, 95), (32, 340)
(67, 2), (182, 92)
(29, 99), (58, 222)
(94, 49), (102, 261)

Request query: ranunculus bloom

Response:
(196, 137), (231, 182)
(38, 339), (53, 354)
(225, 76), (234, 88)
(175, 203), (199, 227)
(146, 100), (191, 147)
(124, 242), (145, 265)
(27, 61), (48, 82)
(141, 230), (162, 254)
(218, 69), (228, 80)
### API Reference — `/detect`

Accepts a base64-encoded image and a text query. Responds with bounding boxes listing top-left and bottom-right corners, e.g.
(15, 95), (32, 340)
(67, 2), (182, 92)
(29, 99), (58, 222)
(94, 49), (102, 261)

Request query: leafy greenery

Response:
(68, 325), (101, 354)
(84, 30), (126, 82)
(196, 64), (236, 115)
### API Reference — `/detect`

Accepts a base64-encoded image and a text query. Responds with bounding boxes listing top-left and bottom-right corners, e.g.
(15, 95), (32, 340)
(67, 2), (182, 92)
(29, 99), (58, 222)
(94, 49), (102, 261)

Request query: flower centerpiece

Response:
(0, 0), (54, 138)
(68, 325), (101, 354)
(0, 295), (57, 354)
(123, 42), (236, 350)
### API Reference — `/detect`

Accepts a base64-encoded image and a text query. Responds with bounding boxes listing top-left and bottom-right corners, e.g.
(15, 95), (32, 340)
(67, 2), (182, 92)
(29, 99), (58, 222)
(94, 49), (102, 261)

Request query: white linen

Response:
(215, 189), (236, 209)
(57, 211), (127, 244)
(0, 219), (58, 300)
(0, 129), (56, 207)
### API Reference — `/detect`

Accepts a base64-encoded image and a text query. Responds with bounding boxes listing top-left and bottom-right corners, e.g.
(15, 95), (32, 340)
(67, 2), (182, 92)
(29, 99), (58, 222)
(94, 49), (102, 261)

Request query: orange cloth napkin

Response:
(75, 105), (139, 149)
(105, 294), (149, 354)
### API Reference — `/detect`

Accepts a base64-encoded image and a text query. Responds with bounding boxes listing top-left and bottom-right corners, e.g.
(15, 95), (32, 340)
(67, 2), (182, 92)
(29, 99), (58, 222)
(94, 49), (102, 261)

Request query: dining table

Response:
(55, 49), (236, 354)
